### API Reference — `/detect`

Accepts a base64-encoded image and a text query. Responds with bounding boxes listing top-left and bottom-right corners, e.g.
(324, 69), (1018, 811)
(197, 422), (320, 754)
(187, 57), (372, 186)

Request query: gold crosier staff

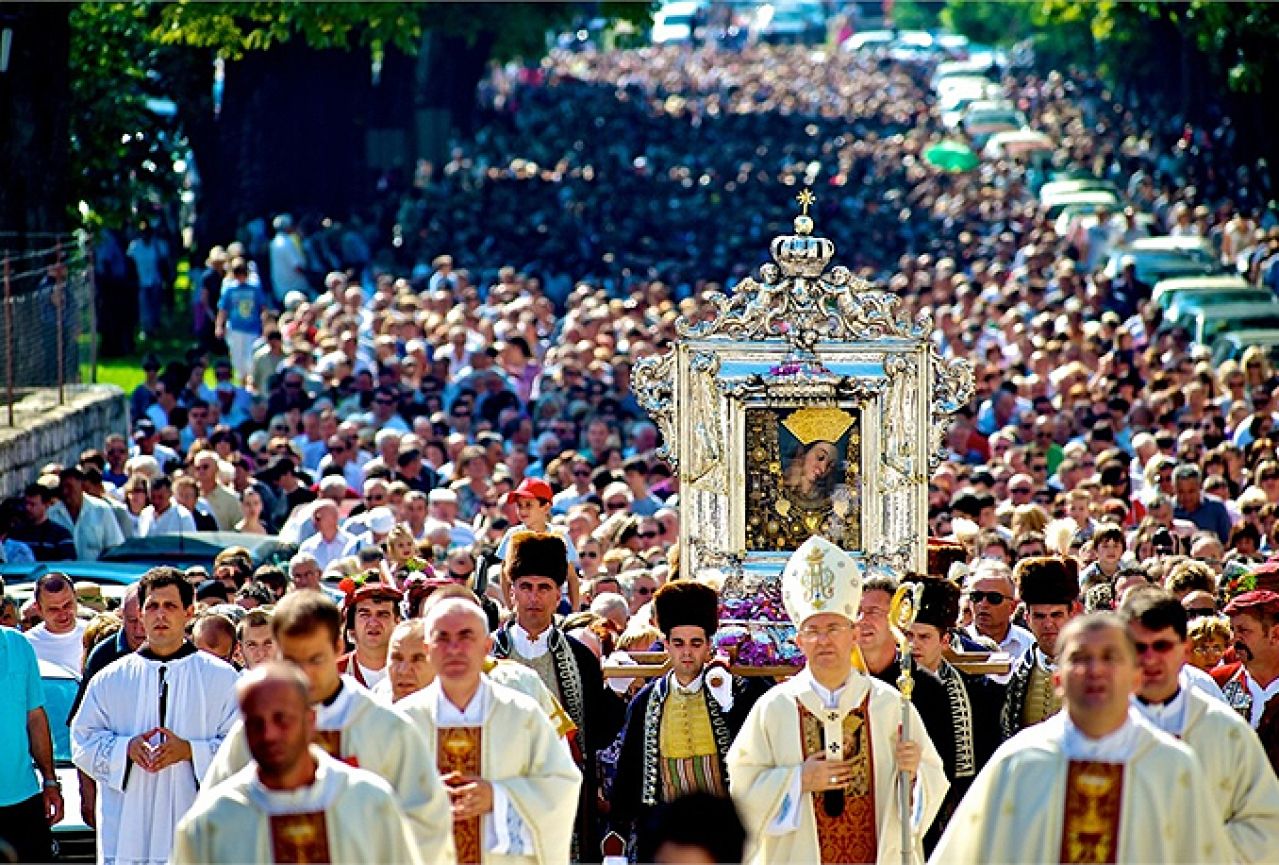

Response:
(888, 581), (925, 865)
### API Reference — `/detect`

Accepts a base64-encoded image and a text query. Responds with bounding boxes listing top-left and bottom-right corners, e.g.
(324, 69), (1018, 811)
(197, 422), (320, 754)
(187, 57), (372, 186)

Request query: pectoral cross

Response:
(796, 188), (816, 215)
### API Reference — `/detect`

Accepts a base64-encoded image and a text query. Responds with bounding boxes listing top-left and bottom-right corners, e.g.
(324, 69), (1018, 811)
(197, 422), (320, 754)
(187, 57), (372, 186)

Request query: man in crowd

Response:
(1000, 556), (1082, 739)
(1216, 590), (1279, 775)
(138, 475), (196, 536)
(930, 613), (1231, 863)
(0, 610), (62, 862)
(202, 590), (452, 859)
(173, 664), (421, 865)
(193, 451), (243, 530)
(962, 561), (1034, 684)
(728, 537), (947, 864)
(1122, 588), (1279, 862)
(491, 531), (606, 856)
(904, 575), (1006, 852)
(336, 581), (402, 689)
(24, 572), (87, 674)
(399, 598), (583, 864)
(49, 466), (124, 560)
(15, 483), (76, 561)
(72, 567), (240, 865)
(379, 618), (434, 704)
(608, 581), (765, 848)
(237, 608), (276, 671)
(299, 500), (355, 572)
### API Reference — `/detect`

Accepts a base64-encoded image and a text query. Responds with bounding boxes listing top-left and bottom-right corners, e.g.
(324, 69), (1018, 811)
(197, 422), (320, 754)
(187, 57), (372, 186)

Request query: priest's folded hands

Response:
(444, 771), (494, 821)
(126, 726), (193, 772)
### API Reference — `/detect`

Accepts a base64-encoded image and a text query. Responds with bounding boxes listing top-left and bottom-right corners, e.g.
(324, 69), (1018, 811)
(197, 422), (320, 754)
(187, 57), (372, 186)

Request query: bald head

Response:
(237, 662), (316, 780)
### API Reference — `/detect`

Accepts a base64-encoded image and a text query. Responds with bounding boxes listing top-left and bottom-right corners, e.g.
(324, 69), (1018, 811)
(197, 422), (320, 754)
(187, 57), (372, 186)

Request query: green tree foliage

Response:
(66, 2), (653, 233)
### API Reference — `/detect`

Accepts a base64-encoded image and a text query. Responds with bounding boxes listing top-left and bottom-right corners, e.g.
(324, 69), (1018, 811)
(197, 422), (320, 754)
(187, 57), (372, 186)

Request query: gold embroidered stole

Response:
(1059, 760), (1124, 864)
(796, 690), (877, 865)
(438, 727), (483, 865)
(269, 812), (332, 864)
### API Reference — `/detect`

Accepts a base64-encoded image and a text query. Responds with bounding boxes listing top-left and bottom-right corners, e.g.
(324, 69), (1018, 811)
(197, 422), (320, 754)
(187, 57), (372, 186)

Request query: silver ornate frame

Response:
(633, 206), (973, 595)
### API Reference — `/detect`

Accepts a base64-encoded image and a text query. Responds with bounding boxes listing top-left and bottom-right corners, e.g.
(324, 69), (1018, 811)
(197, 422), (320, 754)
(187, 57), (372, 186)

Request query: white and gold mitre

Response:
(781, 535), (863, 625)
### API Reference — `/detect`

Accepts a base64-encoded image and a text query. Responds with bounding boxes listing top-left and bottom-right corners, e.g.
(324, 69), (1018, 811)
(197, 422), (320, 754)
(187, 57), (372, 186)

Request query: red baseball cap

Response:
(508, 477), (553, 503)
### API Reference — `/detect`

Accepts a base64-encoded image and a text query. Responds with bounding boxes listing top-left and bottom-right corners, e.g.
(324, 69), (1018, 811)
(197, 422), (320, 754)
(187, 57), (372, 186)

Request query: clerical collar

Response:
(1135, 687), (1180, 707)
(799, 667), (865, 709)
(138, 641), (199, 662)
(320, 679), (345, 708)
(1059, 708), (1145, 762)
(247, 748), (345, 815)
(510, 623), (552, 659)
(1132, 687), (1188, 737)
(433, 678), (490, 725)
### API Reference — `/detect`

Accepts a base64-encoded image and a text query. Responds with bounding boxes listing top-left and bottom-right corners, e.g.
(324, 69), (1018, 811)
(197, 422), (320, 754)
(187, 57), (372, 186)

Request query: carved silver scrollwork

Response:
(633, 353), (678, 468)
(929, 352), (976, 471)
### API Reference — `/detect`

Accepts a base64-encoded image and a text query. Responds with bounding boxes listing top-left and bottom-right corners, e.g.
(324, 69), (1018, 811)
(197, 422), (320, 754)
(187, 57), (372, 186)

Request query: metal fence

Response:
(0, 232), (98, 424)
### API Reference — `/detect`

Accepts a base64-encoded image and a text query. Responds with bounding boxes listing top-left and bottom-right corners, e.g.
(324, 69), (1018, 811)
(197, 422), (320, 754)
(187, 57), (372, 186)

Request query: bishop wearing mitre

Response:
(727, 536), (948, 865)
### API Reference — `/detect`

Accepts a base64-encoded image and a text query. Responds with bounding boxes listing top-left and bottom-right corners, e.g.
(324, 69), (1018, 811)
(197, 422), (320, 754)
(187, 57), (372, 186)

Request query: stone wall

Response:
(0, 386), (128, 498)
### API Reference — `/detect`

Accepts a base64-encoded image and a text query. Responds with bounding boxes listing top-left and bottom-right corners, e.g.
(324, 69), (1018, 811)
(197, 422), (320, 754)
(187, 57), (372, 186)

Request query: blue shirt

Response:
(0, 627), (44, 805)
(217, 281), (269, 335)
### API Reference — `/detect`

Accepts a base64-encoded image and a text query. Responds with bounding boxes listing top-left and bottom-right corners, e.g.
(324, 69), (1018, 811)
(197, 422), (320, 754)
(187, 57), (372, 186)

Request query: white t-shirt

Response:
(25, 621), (88, 675)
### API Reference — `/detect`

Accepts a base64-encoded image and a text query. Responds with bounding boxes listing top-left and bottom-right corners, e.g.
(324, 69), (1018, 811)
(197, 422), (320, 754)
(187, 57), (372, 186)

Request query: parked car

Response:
(0, 560), (150, 588)
(651, 0), (705, 44)
(98, 532), (297, 571)
(1211, 329), (1279, 366)
(1105, 237), (1224, 287)
(752, 0), (826, 44)
(1165, 288), (1275, 324)
(1180, 301), (1279, 346)
(1040, 190), (1123, 223)
(1151, 274), (1256, 311)
(40, 660), (94, 862)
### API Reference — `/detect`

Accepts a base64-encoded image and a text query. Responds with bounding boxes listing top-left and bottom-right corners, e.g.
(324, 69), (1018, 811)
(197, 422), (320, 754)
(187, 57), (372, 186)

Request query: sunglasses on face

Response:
(1185, 607), (1217, 619)
(968, 591), (1008, 605)
(637, 531), (658, 539)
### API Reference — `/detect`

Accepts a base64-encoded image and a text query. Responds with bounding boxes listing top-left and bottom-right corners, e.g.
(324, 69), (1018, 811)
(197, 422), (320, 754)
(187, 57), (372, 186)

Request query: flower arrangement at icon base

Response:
(715, 582), (805, 668)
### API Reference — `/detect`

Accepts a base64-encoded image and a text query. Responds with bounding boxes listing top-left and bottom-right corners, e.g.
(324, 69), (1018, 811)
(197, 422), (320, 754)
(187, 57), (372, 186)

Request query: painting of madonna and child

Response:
(744, 405), (862, 552)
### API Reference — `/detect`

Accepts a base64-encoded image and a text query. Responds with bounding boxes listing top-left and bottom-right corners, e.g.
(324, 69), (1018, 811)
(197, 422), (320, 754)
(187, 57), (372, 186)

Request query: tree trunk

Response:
(414, 28), (496, 169)
(0, 3), (71, 251)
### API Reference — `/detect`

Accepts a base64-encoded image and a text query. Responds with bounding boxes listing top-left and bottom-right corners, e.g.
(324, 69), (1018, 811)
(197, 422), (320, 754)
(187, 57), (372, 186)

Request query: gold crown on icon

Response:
(782, 406), (855, 445)
(769, 188), (836, 278)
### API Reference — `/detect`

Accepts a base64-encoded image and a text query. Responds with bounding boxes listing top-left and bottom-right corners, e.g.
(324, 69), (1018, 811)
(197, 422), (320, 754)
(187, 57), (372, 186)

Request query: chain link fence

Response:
(0, 232), (98, 423)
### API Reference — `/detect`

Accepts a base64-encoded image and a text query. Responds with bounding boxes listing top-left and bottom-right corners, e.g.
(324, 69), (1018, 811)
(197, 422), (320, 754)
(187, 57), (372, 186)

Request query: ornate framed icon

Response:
(634, 194), (973, 595)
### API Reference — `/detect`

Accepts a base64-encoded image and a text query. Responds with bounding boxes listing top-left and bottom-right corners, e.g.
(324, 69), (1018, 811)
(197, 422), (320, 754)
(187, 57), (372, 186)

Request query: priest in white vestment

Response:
(728, 536), (948, 865)
(929, 612), (1233, 865)
(71, 569), (240, 865)
(1121, 588), (1279, 864)
(398, 598), (582, 865)
(199, 590), (453, 863)
(173, 663), (421, 865)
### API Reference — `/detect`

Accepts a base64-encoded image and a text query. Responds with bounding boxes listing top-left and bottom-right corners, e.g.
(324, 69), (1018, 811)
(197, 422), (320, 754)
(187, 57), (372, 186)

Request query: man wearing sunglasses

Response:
(1122, 588), (1279, 863)
(999, 556), (1081, 740)
(961, 561), (1034, 685)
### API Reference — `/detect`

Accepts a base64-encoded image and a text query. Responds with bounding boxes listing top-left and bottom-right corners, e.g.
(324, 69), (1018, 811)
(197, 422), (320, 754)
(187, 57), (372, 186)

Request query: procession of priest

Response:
(0, 521), (1268, 865)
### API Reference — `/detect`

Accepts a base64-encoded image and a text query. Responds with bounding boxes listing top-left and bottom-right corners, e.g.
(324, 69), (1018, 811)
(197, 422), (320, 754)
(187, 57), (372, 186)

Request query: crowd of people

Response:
(5, 31), (1279, 865)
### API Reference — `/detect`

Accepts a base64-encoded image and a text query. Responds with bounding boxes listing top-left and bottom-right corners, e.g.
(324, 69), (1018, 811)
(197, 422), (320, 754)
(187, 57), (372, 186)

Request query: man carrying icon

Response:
(606, 581), (766, 851)
(727, 536), (947, 864)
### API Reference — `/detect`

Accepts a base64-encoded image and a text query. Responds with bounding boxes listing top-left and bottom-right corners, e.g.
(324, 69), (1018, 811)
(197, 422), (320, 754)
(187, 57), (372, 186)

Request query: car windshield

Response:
(662, 13), (694, 26)
(42, 675), (78, 764)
